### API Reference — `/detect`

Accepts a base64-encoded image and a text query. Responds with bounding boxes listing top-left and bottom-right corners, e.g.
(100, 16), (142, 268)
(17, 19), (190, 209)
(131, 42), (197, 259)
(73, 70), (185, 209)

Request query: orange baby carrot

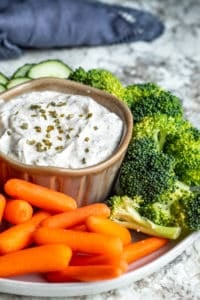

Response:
(4, 179), (77, 212)
(34, 227), (123, 257)
(123, 237), (168, 264)
(0, 211), (50, 254)
(85, 215), (132, 245)
(46, 264), (123, 282)
(41, 203), (110, 229)
(70, 252), (124, 266)
(0, 194), (6, 223)
(0, 244), (72, 278)
(3, 199), (33, 224)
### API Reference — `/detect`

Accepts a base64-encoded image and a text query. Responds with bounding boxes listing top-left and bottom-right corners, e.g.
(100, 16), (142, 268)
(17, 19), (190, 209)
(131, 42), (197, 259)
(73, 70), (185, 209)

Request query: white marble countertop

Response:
(0, 0), (200, 299)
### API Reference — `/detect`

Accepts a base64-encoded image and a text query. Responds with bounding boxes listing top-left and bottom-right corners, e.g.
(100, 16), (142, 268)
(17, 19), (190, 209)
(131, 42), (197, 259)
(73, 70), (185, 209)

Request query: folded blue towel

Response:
(0, 0), (164, 59)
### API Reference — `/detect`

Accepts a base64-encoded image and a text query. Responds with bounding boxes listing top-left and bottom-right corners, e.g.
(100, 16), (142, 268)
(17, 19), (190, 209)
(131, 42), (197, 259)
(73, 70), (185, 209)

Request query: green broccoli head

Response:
(69, 67), (125, 99)
(165, 125), (200, 184)
(179, 169), (200, 186)
(116, 137), (177, 203)
(133, 114), (185, 151)
(123, 83), (183, 122)
(107, 195), (181, 240)
(139, 202), (173, 227)
(124, 82), (161, 106)
(107, 186), (198, 239)
(171, 192), (200, 232)
(160, 180), (192, 202)
(140, 180), (193, 226)
(69, 67), (88, 83)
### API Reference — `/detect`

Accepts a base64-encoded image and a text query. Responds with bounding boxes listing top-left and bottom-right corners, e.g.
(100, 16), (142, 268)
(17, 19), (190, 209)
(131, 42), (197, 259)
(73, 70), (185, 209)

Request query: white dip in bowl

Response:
(0, 91), (123, 169)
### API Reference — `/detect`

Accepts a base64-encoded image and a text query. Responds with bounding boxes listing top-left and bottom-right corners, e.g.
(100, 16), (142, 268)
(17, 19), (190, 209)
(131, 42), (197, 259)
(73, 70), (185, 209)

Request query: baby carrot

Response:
(70, 252), (124, 266)
(0, 211), (50, 254)
(3, 199), (33, 224)
(85, 215), (132, 245)
(46, 264), (123, 282)
(4, 179), (77, 212)
(33, 227), (123, 257)
(0, 244), (72, 278)
(41, 203), (110, 229)
(0, 194), (6, 223)
(123, 237), (168, 264)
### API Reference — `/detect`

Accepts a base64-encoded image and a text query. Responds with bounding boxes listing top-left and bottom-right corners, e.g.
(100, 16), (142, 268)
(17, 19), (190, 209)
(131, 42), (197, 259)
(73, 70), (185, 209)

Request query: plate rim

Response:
(0, 232), (199, 298)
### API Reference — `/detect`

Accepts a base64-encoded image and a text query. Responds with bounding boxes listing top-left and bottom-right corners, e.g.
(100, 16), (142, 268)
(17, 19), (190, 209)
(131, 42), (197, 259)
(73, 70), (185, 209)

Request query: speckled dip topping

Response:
(0, 91), (123, 168)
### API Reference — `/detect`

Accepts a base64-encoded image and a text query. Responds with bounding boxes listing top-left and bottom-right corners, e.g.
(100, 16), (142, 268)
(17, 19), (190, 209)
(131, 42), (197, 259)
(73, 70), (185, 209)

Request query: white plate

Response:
(0, 231), (199, 298)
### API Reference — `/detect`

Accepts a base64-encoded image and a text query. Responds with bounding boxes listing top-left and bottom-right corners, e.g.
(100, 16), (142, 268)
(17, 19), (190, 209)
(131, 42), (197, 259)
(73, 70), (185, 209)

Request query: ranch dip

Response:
(0, 91), (123, 168)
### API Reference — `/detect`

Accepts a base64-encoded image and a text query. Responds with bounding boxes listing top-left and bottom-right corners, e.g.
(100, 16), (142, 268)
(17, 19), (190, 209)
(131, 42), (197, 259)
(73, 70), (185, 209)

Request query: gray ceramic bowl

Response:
(0, 78), (133, 206)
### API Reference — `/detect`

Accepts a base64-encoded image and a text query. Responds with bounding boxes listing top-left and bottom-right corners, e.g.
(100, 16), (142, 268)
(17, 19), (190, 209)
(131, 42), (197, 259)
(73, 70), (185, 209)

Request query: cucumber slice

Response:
(7, 77), (31, 89)
(0, 72), (8, 85)
(28, 60), (72, 79)
(0, 84), (6, 93)
(12, 63), (34, 79)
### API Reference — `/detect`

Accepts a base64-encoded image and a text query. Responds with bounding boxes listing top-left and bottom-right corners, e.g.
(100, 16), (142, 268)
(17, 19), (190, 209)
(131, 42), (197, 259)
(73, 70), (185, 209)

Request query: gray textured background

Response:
(0, 0), (200, 299)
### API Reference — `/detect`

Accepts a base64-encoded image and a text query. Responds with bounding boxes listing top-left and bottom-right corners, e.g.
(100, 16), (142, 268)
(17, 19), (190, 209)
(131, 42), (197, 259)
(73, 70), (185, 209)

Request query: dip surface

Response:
(0, 91), (123, 168)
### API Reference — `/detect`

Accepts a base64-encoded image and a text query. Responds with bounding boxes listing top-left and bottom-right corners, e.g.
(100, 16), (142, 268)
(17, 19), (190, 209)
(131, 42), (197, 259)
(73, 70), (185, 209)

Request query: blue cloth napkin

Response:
(0, 0), (164, 59)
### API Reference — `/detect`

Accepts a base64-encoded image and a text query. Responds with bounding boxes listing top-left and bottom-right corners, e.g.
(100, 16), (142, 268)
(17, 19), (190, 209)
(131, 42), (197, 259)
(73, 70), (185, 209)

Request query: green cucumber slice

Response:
(0, 72), (9, 85)
(12, 64), (34, 78)
(0, 84), (6, 93)
(28, 60), (72, 79)
(7, 77), (31, 89)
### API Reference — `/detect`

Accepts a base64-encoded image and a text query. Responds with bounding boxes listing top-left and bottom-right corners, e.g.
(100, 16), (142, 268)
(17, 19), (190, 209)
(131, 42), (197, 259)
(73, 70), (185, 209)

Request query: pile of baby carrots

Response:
(0, 178), (168, 282)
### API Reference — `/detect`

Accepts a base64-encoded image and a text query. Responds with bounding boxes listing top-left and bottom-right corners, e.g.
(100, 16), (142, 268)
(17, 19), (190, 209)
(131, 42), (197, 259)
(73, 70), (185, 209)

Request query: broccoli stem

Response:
(111, 207), (181, 240)
(113, 218), (181, 240)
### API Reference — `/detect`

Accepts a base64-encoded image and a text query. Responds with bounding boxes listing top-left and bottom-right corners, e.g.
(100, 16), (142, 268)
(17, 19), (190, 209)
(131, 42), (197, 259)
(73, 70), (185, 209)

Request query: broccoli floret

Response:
(133, 115), (185, 151)
(171, 192), (200, 232)
(140, 180), (192, 226)
(69, 67), (125, 99)
(165, 125), (200, 184)
(186, 192), (200, 231)
(123, 83), (183, 122)
(124, 82), (161, 106)
(86, 69), (124, 99)
(108, 195), (181, 240)
(139, 202), (172, 227)
(134, 116), (200, 186)
(108, 190), (200, 239)
(159, 180), (192, 203)
(179, 169), (200, 186)
(69, 67), (88, 83)
(116, 137), (177, 203)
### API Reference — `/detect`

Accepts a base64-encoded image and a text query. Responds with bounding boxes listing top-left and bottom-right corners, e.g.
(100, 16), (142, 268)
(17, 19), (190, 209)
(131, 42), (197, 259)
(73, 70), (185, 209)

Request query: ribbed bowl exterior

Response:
(0, 78), (133, 206)
(0, 154), (125, 207)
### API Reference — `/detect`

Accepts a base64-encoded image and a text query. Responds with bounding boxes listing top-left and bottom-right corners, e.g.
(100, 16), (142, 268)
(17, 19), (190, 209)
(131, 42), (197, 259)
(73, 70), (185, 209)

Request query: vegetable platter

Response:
(0, 59), (199, 297)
